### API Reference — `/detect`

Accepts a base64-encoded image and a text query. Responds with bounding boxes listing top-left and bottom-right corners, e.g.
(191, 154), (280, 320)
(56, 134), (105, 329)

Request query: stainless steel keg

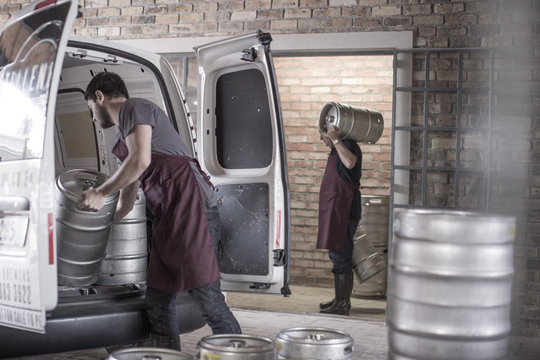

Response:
(351, 225), (385, 283)
(55, 169), (118, 286)
(196, 334), (277, 360)
(107, 347), (192, 360)
(318, 102), (384, 144)
(97, 189), (147, 285)
(387, 209), (515, 360)
(353, 195), (389, 298)
(275, 327), (354, 360)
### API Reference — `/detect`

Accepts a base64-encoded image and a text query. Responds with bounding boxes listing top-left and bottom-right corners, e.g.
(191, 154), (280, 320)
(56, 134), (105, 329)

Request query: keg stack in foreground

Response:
(387, 209), (516, 360)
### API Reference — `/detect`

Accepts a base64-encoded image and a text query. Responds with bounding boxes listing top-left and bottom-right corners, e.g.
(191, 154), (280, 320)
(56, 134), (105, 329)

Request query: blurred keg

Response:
(107, 347), (192, 360)
(196, 334), (277, 360)
(275, 327), (354, 360)
(55, 169), (118, 286)
(351, 225), (384, 282)
(352, 195), (389, 298)
(387, 209), (515, 360)
(318, 102), (384, 144)
(97, 189), (147, 285)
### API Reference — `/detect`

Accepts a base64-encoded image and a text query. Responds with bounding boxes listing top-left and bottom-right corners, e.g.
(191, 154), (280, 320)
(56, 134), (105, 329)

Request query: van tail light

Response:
(48, 213), (54, 265)
(35, 0), (57, 10)
(276, 210), (281, 248)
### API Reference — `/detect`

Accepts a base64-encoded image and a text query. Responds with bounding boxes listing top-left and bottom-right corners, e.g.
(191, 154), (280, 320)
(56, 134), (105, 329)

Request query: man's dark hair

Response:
(85, 71), (129, 101)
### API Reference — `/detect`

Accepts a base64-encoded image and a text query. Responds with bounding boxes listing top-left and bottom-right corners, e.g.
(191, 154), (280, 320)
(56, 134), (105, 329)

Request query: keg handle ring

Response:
(228, 340), (247, 348)
(307, 333), (324, 340)
(82, 180), (96, 191)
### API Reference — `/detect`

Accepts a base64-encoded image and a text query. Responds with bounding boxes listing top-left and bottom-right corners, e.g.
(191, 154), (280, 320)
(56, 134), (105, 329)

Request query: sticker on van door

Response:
(0, 0), (79, 333)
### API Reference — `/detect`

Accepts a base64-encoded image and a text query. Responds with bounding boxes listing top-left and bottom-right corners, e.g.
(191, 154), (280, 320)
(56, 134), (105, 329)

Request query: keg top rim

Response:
(56, 169), (118, 202)
(107, 346), (191, 360)
(393, 208), (516, 244)
(197, 334), (276, 353)
(276, 327), (353, 344)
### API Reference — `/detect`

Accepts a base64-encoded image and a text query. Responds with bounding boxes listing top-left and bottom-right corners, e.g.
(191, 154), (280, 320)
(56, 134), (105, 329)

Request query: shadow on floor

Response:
(225, 284), (387, 321)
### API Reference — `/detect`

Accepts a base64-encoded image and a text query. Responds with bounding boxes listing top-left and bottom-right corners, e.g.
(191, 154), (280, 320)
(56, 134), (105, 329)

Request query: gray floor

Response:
(12, 309), (387, 360)
(10, 285), (540, 359)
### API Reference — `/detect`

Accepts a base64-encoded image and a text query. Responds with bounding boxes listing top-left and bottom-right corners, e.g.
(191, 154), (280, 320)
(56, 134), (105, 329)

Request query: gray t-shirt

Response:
(117, 98), (216, 208)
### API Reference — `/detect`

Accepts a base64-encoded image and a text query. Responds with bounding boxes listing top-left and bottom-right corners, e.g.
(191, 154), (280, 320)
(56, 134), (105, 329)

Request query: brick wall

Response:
(0, 0), (504, 48)
(1, 0), (538, 344)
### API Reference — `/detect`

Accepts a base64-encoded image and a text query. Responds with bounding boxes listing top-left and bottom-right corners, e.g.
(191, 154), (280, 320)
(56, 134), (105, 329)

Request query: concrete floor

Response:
(9, 285), (540, 360)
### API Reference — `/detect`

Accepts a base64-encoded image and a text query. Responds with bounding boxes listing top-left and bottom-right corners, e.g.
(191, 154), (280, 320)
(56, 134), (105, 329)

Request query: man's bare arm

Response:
(327, 125), (357, 170)
(77, 124), (152, 211)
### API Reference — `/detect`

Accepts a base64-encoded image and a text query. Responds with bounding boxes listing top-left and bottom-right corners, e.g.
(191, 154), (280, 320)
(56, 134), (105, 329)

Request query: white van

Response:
(0, 0), (290, 356)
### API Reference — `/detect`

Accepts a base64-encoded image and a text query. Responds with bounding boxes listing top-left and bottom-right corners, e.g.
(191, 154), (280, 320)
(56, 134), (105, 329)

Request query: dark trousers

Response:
(145, 281), (241, 338)
(329, 218), (359, 274)
(144, 206), (241, 344)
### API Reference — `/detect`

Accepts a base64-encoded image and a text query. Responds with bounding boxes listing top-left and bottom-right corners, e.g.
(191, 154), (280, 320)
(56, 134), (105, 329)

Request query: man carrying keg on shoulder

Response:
(77, 71), (241, 349)
(317, 124), (362, 316)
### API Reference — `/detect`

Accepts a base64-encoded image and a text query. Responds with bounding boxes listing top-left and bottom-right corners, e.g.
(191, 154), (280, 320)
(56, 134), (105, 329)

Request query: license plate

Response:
(0, 215), (29, 247)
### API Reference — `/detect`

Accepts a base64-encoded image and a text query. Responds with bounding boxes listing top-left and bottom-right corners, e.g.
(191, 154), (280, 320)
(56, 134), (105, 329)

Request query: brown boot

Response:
(320, 273), (353, 315)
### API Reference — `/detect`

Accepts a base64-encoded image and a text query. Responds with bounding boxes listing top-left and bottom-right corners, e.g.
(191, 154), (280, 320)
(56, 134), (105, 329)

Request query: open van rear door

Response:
(0, 0), (78, 333)
(195, 32), (291, 296)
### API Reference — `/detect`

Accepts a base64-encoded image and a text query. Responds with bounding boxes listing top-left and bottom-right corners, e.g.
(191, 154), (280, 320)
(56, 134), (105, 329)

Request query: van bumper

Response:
(0, 286), (205, 358)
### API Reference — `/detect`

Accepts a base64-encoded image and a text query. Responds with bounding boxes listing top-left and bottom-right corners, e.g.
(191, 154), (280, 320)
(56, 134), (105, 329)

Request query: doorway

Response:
(164, 52), (394, 316)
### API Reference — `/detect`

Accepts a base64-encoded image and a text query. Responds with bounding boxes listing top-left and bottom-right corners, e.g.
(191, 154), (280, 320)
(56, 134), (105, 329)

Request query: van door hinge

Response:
(241, 47), (257, 62)
(256, 30), (272, 46)
(273, 249), (287, 266)
(103, 55), (118, 63)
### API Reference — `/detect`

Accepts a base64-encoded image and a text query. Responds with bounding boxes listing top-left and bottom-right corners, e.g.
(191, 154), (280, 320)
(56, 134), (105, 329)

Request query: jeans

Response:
(144, 207), (241, 349)
(329, 217), (359, 274)
(145, 280), (241, 339)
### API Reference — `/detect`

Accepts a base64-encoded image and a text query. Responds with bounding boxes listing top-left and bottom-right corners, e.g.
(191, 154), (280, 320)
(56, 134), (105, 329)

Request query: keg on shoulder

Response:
(387, 209), (515, 360)
(318, 102), (384, 144)
(55, 169), (118, 287)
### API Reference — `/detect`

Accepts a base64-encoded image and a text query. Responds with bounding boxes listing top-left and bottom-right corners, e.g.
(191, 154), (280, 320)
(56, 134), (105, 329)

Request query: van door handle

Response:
(0, 195), (30, 211)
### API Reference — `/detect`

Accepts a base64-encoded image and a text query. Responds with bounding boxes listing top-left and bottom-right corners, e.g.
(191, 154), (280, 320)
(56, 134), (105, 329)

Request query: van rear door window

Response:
(216, 69), (273, 169)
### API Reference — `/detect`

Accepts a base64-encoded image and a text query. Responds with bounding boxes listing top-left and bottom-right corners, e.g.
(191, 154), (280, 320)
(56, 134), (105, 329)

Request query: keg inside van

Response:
(55, 169), (118, 286)
(387, 209), (515, 360)
(196, 334), (277, 360)
(275, 327), (354, 360)
(97, 189), (147, 285)
(318, 102), (384, 144)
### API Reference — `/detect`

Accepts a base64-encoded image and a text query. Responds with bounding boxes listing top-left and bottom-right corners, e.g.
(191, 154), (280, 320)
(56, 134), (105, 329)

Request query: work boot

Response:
(319, 297), (335, 310)
(320, 272), (353, 316)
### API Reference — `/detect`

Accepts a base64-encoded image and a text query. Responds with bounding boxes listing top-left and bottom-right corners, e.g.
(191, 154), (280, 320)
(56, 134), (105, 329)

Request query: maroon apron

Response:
(316, 154), (358, 252)
(113, 140), (220, 292)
